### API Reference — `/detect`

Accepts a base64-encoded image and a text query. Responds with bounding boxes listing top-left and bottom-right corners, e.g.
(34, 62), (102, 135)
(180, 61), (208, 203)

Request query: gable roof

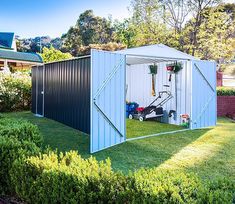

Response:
(116, 44), (197, 62)
(0, 49), (43, 63)
(0, 32), (14, 49)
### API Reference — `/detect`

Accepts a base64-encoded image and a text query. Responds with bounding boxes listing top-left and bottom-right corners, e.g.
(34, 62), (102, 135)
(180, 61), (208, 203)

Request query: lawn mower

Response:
(128, 86), (173, 121)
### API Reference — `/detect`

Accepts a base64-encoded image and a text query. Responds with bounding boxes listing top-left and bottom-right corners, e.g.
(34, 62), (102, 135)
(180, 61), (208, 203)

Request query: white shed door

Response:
(191, 60), (217, 129)
(90, 50), (126, 153)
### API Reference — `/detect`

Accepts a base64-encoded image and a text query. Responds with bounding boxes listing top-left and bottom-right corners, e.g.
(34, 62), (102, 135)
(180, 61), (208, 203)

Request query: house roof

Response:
(0, 49), (43, 63)
(116, 44), (197, 65)
(0, 32), (14, 49)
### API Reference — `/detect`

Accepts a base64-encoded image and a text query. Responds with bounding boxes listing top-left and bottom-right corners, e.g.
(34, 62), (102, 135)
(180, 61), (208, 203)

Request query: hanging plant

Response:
(166, 62), (183, 73)
(149, 64), (158, 75)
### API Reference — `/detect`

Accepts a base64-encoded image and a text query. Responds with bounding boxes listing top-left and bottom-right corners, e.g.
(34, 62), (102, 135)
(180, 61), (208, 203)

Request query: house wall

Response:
(126, 61), (192, 125)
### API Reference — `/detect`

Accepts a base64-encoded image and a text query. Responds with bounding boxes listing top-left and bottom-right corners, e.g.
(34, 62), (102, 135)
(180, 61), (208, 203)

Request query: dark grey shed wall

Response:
(31, 67), (37, 114)
(32, 57), (91, 134)
(32, 65), (44, 115)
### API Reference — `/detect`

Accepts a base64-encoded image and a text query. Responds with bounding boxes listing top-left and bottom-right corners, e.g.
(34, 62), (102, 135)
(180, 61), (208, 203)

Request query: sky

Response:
(0, 0), (131, 38)
(0, 0), (234, 39)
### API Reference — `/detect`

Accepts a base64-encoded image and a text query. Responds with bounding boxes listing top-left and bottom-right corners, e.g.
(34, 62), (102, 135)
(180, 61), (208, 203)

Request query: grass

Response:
(126, 119), (184, 138)
(3, 111), (235, 181)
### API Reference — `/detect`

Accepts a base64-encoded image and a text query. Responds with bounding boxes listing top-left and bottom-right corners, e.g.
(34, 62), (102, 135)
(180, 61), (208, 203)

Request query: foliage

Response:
(183, 6), (235, 61)
(217, 87), (235, 96)
(1, 113), (234, 203)
(78, 42), (126, 55)
(10, 150), (235, 203)
(0, 117), (43, 146)
(62, 10), (115, 56)
(40, 46), (72, 63)
(113, 19), (138, 47)
(0, 116), (41, 194)
(0, 72), (31, 112)
(0, 137), (40, 194)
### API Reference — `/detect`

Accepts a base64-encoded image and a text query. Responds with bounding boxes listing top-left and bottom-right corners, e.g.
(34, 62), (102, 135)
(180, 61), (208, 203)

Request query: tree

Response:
(182, 5), (235, 62)
(77, 42), (126, 55)
(159, 0), (191, 33)
(62, 10), (114, 56)
(113, 19), (138, 47)
(186, 0), (222, 55)
(40, 47), (72, 63)
(129, 0), (170, 46)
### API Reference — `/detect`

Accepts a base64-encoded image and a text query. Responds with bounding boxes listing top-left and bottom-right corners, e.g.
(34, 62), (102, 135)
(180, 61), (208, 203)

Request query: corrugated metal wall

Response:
(126, 61), (192, 125)
(43, 57), (91, 134)
(31, 65), (44, 115)
(31, 67), (37, 114)
(90, 50), (126, 153)
(191, 60), (217, 129)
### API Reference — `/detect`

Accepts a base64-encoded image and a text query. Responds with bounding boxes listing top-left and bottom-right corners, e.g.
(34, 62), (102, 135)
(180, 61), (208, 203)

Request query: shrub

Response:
(0, 117), (43, 147)
(10, 151), (235, 204)
(10, 151), (129, 204)
(0, 136), (40, 194)
(217, 87), (235, 96)
(0, 72), (31, 112)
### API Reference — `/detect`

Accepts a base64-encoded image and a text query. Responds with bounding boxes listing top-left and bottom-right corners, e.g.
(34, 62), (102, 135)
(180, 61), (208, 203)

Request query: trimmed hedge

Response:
(0, 117), (42, 147)
(0, 137), (40, 194)
(10, 151), (235, 204)
(1, 116), (234, 203)
(0, 116), (42, 194)
(217, 87), (235, 96)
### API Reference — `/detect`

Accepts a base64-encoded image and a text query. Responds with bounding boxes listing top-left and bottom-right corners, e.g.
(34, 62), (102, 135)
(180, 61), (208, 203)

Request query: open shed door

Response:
(90, 50), (126, 153)
(191, 60), (216, 129)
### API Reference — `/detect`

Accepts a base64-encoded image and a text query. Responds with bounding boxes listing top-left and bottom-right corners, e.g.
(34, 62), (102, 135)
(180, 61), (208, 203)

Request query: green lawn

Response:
(3, 111), (235, 181)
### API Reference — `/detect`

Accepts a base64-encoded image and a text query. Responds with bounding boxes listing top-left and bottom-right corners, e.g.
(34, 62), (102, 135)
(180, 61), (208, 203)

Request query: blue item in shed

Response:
(126, 102), (139, 118)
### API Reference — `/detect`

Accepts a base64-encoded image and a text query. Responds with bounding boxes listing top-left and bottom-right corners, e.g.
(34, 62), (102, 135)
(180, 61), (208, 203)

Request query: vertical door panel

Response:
(191, 60), (217, 129)
(37, 66), (44, 116)
(91, 50), (126, 153)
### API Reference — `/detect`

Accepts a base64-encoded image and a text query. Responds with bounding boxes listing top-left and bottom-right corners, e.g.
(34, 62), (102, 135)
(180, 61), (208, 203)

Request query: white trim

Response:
(127, 129), (190, 141)
(90, 51), (93, 153)
(44, 55), (90, 65)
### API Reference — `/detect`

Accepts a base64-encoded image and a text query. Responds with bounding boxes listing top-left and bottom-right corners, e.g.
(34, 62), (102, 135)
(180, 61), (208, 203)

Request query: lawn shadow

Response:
(94, 128), (211, 173)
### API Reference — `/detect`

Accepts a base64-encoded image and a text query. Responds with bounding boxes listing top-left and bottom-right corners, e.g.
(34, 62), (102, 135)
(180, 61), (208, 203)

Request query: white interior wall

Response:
(126, 61), (192, 125)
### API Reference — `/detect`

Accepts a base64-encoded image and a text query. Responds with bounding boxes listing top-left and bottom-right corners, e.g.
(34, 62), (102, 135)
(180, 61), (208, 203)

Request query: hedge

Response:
(1, 117), (234, 203)
(0, 116), (42, 194)
(217, 87), (235, 96)
(10, 151), (235, 204)
(0, 72), (31, 112)
(0, 117), (43, 147)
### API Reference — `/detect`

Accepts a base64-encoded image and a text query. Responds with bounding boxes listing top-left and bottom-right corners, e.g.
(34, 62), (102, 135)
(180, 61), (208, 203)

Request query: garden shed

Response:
(32, 44), (217, 153)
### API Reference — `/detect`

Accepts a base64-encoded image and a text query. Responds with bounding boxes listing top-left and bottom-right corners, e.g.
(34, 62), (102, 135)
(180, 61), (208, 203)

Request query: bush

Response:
(10, 151), (235, 204)
(0, 72), (31, 112)
(10, 151), (129, 203)
(217, 87), (235, 96)
(0, 136), (40, 194)
(0, 117), (43, 147)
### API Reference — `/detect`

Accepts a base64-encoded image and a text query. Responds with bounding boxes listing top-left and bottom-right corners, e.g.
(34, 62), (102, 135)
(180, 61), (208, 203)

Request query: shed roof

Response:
(116, 44), (197, 65)
(0, 49), (43, 63)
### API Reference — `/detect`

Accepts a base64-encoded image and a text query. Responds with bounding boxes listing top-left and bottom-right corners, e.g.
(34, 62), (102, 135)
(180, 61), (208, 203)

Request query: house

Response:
(0, 32), (42, 72)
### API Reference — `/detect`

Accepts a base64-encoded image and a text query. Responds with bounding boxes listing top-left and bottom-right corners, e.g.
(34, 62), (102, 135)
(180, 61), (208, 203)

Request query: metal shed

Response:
(32, 44), (217, 153)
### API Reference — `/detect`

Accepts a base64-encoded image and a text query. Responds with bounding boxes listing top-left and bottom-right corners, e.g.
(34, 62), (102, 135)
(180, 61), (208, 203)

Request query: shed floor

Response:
(126, 119), (185, 139)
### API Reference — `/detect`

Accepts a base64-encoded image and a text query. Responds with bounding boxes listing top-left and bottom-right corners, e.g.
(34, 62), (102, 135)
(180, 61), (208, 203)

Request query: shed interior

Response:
(125, 54), (191, 130)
